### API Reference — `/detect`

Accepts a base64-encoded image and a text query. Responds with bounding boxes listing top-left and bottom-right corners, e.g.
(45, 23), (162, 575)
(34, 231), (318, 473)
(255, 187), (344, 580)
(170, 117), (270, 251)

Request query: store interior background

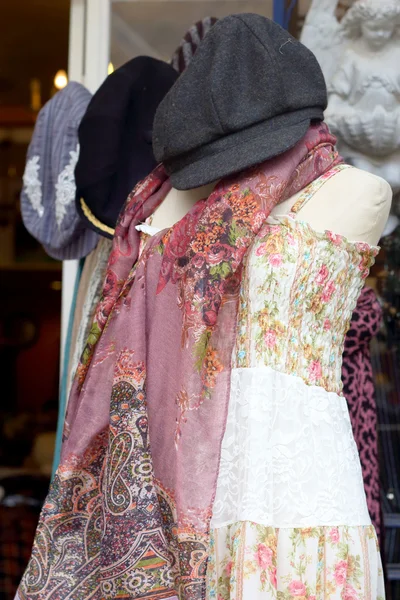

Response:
(0, 1), (398, 599)
(0, 0), (318, 473)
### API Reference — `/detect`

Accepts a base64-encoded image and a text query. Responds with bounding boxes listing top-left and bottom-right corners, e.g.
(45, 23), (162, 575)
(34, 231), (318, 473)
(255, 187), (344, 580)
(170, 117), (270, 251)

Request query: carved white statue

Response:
(301, 0), (400, 194)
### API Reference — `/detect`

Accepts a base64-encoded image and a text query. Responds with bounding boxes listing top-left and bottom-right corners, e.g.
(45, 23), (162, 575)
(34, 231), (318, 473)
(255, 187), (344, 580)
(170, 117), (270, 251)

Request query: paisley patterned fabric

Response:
(16, 124), (343, 600)
(342, 287), (383, 540)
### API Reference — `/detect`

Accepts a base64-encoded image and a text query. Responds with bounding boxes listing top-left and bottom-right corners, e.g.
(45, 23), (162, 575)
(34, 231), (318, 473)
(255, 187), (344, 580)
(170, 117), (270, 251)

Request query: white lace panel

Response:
(55, 144), (80, 228)
(23, 156), (44, 217)
(211, 366), (371, 529)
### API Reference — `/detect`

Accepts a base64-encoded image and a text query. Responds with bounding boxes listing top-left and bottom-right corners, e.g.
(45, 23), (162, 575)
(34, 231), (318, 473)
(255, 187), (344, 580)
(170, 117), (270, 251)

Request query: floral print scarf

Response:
(17, 123), (341, 600)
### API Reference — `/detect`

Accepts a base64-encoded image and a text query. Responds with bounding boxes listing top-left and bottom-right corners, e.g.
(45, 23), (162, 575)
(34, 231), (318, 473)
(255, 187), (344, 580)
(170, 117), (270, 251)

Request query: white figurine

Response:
(302, 0), (400, 194)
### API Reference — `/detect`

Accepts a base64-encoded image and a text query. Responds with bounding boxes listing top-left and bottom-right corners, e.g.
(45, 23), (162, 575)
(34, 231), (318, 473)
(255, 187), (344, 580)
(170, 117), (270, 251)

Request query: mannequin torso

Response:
(150, 167), (392, 246)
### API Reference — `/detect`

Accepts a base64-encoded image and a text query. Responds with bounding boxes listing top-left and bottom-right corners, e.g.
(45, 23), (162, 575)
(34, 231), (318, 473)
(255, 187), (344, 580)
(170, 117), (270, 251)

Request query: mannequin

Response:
(150, 166), (392, 246)
(16, 10), (390, 598)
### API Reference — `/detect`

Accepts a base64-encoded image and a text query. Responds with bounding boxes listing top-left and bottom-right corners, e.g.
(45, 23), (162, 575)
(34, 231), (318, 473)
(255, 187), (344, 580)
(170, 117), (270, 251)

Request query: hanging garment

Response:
(16, 126), (383, 600)
(342, 286), (383, 540)
(52, 239), (113, 475)
(52, 259), (83, 476)
(67, 237), (113, 397)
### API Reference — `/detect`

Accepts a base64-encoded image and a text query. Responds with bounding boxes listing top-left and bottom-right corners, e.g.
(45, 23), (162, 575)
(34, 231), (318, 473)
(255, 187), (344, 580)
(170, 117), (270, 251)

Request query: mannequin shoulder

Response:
(297, 166), (392, 245)
(334, 167), (392, 208)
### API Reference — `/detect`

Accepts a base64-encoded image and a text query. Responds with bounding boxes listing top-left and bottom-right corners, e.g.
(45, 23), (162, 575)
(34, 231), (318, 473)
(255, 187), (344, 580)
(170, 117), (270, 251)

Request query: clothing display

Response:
(16, 13), (387, 600)
(342, 286), (383, 540)
(75, 56), (178, 238)
(21, 82), (99, 260)
(16, 123), (378, 600)
(206, 168), (383, 599)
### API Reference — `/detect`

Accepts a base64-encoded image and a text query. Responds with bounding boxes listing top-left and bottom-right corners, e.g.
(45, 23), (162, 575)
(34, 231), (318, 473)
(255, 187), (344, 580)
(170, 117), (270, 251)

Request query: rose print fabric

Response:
(233, 167), (379, 394)
(209, 166), (384, 598)
(206, 523), (384, 600)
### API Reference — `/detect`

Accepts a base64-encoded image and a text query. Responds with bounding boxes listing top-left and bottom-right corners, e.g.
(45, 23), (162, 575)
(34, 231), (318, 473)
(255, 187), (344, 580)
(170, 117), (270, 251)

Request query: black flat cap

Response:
(75, 56), (178, 238)
(153, 13), (327, 190)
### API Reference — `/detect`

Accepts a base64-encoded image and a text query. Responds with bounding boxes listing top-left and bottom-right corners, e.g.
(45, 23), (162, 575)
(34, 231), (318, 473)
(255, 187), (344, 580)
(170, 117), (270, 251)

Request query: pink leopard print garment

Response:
(342, 286), (382, 539)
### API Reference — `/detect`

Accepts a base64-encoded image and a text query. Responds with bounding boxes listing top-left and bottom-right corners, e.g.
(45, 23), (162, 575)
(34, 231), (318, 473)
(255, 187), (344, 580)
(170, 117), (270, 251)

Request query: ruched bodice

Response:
(211, 165), (380, 532)
(234, 209), (378, 394)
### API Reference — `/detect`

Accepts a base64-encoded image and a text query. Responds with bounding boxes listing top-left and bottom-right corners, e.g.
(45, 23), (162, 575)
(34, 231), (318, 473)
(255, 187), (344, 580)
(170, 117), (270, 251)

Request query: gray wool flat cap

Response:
(153, 13), (327, 190)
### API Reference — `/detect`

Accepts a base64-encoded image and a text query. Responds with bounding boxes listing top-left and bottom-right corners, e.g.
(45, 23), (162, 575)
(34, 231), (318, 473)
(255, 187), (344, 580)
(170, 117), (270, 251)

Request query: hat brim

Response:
(166, 108), (324, 190)
(43, 226), (99, 260)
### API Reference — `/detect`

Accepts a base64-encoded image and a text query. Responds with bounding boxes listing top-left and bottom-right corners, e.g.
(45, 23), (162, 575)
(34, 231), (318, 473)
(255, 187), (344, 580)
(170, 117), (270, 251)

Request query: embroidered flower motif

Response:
(23, 155), (44, 217)
(55, 144), (80, 228)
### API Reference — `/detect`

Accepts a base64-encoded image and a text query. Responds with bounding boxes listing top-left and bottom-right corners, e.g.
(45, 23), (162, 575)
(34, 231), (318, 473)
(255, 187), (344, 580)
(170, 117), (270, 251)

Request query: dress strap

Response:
(289, 164), (352, 217)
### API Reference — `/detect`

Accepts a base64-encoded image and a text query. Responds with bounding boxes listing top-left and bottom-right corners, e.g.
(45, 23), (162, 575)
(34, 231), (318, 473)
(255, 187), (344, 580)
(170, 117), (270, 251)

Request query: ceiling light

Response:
(54, 70), (68, 90)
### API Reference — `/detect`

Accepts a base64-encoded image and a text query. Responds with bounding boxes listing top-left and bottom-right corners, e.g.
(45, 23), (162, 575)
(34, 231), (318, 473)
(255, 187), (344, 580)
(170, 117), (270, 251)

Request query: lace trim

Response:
(211, 366), (371, 528)
(55, 144), (80, 228)
(23, 156), (44, 217)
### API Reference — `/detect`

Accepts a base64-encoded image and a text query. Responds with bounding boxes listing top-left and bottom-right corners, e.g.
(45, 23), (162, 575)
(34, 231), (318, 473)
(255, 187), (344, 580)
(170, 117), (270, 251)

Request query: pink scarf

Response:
(18, 123), (341, 600)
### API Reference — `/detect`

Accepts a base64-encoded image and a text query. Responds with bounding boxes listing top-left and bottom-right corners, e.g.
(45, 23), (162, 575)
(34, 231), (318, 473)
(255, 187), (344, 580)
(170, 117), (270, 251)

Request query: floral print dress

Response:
(207, 166), (385, 600)
(137, 166), (384, 600)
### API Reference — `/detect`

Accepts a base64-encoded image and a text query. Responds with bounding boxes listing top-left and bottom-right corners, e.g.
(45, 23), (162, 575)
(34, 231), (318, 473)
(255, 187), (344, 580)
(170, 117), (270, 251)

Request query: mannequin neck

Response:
(150, 182), (216, 230)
